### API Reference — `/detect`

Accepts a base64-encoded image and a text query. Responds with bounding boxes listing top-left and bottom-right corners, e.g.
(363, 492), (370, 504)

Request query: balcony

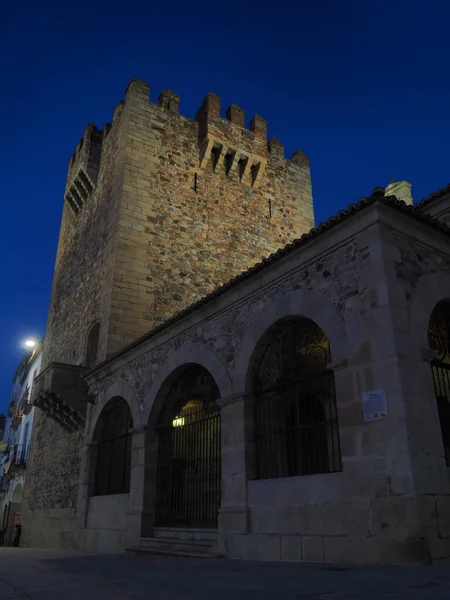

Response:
(3, 443), (29, 477)
(31, 362), (93, 432)
(7, 401), (15, 418)
(18, 387), (33, 416)
(10, 414), (22, 430)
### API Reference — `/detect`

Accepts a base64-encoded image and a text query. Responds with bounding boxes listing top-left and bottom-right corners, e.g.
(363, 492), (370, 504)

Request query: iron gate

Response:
(429, 303), (450, 466)
(431, 360), (450, 466)
(155, 366), (221, 528)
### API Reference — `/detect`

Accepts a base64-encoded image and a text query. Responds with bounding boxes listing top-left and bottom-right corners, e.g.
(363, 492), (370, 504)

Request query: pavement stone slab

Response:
(0, 548), (449, 599)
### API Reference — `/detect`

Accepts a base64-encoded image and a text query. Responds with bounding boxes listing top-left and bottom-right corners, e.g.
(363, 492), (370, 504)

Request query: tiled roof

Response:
(416, 183), (450, 209)
(86, 187), (450, 377)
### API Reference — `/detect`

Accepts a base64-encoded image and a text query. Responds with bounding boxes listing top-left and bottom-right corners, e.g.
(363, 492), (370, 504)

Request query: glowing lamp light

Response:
(172, 416), (185, 428)
(25, 340), (36, 348)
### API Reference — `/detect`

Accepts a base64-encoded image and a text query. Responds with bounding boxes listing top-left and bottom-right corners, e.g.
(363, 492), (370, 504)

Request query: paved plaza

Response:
(0, 548), (449, 599)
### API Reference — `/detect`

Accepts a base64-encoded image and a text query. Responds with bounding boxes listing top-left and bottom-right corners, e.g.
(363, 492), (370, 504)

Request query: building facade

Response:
(0, 343), (41, 547)
(21, 78), (314, 550)
(22, 78), (450, 564)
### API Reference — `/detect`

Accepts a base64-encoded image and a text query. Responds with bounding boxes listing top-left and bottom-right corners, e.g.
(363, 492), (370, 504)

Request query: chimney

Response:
(385, 181), (413, 205)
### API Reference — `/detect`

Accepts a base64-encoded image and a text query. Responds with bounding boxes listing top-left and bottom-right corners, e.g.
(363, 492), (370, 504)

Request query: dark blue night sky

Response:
(2, 0), (450, 412)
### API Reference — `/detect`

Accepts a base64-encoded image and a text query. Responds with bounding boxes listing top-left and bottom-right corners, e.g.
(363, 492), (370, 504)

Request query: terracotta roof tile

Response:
(416, 183), (450, 209)
(86, 187), (450, 377)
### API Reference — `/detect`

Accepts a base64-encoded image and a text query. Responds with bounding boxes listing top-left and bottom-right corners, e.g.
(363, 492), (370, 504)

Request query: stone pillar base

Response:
(218, 505), (250, 534)
(218, 505), (250, 557)
(141, 510), (156, 538)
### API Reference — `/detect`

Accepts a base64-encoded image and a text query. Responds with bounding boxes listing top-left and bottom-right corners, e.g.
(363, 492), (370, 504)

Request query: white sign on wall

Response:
(362, 388), (388, 422)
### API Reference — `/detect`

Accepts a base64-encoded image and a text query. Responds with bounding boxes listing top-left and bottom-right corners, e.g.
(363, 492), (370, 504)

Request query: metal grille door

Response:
(155, 367), (221, 528)
(431, 361), (450, 466)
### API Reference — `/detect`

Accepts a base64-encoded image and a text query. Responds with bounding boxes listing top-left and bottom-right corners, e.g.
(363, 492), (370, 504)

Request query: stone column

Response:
(124, 427), (146, 548)
(74, 442), (96, 550)
(217, 393), (254, 556)
(326, 358), (350, 465)
(141, 425), (159, 538)
(347, 222), (442, 563)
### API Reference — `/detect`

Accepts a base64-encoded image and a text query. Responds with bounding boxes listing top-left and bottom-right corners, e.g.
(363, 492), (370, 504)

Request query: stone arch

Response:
(142, 343), (233, 427)
(234, 289), (350, 394)
(410, 272), (450, 350)
(11, 484), (23, 503)
(248, 311), (342, 479)
(88, 379), (142, 442)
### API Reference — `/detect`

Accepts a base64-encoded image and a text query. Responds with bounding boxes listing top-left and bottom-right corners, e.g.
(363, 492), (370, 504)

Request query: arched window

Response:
(85, 322), (100, 366)
(428, 302), (450, 466)
(253, 317), (342, 479)
(94, 397), (133, 496)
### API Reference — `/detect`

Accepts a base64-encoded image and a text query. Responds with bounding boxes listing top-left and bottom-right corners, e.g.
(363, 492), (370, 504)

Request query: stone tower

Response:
(21, 78), (315, 548)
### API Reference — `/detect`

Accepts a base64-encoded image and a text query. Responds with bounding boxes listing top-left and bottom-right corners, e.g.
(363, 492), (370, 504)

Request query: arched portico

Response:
(76, 380), (142, 550)
(233, 289), (350, 394)
(142, 347), (230, 537)
(215, 290), (350, 551)
(409, 271), (450, 351)
(142, 344), (233, 427)
(248, 315), (342, 480)
(88, 379), (142, 442)
(406, 271), (450, 464)
(154, 364), (221, 528)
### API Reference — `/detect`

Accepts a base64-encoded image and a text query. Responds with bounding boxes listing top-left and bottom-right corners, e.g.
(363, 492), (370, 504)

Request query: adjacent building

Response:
(0, 342), (42, 546)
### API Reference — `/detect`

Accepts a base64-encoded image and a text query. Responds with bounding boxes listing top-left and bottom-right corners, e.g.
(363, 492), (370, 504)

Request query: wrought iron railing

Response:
(254, 371), (342, 479)
(17, 388), (29, 414)
(431, 360), (450, 467)
(9, 443), (29, 467)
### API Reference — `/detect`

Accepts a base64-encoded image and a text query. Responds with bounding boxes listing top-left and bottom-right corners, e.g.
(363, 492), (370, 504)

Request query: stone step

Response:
(125, 537), (225, 559)
(125, 546), (225, 559)
(154, 527), (218, 543)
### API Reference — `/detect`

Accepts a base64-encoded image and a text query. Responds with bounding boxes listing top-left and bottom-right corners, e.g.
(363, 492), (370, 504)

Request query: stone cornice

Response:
(216, 393), (249, 408)
(218, 504), (249, 514)
(327, 358), (348, 371)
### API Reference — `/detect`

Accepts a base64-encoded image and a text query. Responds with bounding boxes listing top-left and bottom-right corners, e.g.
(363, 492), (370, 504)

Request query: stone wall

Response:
(89, 236), (371, 402)
(383, 227), (450, 561)
(21, 106), (126, 549)
(107, 79), (314, 352)
(82, 201), (450, 564)
(23, 77), (315, 551)
(75, 493), (129, 554)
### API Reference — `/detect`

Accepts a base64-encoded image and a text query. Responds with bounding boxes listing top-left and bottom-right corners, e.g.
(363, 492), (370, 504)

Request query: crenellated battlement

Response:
(65, 123), (105, 215)
(65, 79), (309, 215)
(122, 78), (308, 187)
(194, 91), (269, 187)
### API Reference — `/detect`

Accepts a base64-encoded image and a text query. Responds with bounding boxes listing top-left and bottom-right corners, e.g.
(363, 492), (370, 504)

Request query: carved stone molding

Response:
(198, 134), (267, 188)
(327, 358), (348, 371)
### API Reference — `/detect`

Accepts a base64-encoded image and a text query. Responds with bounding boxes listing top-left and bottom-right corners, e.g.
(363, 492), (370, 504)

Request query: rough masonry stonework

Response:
(78, 194), (450, 564)
(20, 76), (450, 563)
(22, 78), (315, 550)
